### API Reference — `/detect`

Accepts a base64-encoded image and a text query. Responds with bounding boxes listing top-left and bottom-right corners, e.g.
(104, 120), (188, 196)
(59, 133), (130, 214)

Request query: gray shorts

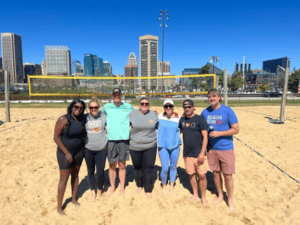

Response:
(107, 140), (130, 164)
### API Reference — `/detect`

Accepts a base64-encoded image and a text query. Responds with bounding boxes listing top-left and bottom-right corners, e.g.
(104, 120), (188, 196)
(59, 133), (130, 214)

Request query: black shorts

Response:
(57, 148), (85, 170)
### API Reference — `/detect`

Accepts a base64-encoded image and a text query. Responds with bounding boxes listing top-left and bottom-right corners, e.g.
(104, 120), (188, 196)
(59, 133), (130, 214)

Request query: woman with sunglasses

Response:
(84, 96), (108, 202)
(129, 96), (159, 199)
(54, 99), (86, 216)
(158, 99), (181, 193)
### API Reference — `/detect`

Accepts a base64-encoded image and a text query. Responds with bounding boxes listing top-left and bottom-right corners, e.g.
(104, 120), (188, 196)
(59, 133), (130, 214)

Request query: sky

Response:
(1, 0), (300, 75)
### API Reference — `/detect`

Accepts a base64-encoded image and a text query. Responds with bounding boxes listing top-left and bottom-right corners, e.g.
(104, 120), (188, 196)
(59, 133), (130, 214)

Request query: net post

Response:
(280, 66), (289, 122)
(223, 69), (228, 106)
(4, 70), (11, 122)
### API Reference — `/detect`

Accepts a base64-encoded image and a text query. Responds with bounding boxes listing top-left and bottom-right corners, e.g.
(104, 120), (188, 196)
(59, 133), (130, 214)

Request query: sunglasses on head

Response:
(89, 106), (99, 110)
(183, 106), (192, 109)
(74, 105), (83, 110)
(164, 105), (173, 109)
(140, 102), (149, 106)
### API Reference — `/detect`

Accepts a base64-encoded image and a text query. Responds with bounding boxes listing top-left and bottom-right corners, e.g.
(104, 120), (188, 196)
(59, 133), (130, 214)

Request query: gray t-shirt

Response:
(129, 110), (158, 151)
(85, 112), (108, 151)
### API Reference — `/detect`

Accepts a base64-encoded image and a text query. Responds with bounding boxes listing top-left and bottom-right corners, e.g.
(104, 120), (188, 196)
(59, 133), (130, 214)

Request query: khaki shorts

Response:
(184, 156), (208, 175)
(207, 150), (235, 174)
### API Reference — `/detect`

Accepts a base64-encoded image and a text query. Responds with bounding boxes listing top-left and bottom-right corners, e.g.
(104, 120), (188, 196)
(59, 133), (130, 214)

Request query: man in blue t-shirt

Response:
(201, 88), (239, 212)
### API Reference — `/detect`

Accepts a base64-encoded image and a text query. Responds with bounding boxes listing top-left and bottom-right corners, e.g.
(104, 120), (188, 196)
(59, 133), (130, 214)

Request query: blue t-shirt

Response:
(102, 102), (134, 141)
(201, 105), (238, 151)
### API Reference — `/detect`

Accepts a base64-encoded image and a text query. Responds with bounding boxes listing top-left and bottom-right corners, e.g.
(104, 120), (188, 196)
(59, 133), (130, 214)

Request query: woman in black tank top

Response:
(54, 99), (86, 216)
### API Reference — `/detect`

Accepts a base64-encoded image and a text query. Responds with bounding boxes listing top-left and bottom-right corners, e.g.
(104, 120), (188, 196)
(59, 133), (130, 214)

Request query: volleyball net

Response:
(28, 74), (216, 97)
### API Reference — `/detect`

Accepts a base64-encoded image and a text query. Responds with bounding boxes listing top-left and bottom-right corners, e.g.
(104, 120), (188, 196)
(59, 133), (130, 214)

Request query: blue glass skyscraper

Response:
(84, 54), (94, 76)
(71, 59), (81, 75)
(84, 54), (103, 76)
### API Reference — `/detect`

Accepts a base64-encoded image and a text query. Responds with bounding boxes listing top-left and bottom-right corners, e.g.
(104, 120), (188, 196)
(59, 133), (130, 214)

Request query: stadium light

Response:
(210, 56), (219, 74)
(158, 9), (169, 92)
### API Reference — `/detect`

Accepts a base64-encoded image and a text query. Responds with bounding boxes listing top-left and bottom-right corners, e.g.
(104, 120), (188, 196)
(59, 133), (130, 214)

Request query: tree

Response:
(218, 72), (224, 88)
(288, 69), (300, 93)
(190, 77), (198, 91)
(278, 69), (300, 93)
(228, 71), (243, 92)
(257, 84), (270, 93)
(199, 82), (209, 91)
(198, 64), (210, 75)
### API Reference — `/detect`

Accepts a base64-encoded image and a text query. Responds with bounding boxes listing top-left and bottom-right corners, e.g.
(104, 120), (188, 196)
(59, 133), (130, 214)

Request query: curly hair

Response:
(65, 99), (86, 137)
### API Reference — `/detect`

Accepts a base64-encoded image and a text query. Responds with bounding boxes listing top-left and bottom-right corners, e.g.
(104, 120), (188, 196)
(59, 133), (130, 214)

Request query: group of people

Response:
(54, 87), (239, 215)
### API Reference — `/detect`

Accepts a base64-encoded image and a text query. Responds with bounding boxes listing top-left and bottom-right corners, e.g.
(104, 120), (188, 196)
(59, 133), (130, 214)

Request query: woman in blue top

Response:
(158, 99), (181, 193)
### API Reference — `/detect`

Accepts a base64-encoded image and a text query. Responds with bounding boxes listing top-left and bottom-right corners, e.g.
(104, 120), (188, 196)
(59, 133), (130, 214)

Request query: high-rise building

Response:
(41, 60), (47, 75)
(23, 63), (42, 83)
(127, 52), (138, 66)
(93, 56), (103, 76)
(84, 54), (103, 76)
(263, 57), (289, 73)
(1, 33), (24, 83)
(158, 61), (170, 75)
(139, 35), (158, 91)
(0, 57), (2, 69)
(103, 61), (112, 76)
(71, 59), (81, 75)
(45, 46), (71, 75)
(125, 52), (138, 86)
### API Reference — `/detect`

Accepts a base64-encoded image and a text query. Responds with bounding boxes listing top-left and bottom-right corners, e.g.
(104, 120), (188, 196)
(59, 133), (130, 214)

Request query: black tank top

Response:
(59, 115), (86, 155)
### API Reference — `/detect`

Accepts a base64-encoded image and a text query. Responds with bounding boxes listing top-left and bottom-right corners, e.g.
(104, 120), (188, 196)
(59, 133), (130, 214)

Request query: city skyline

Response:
(0, 1), (300, 76)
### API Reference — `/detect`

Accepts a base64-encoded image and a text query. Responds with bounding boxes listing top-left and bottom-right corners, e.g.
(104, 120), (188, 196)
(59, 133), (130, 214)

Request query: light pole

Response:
(210, 56), (219, 74)
(210, 56), (218, 89)
(159, 9), (169, 92)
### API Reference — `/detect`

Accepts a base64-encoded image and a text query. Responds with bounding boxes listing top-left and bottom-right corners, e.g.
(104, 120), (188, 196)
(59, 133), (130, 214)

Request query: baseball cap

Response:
(183, 99), (194, 107)
(112, 88), (122, 95)
(163, 99), (174, 106)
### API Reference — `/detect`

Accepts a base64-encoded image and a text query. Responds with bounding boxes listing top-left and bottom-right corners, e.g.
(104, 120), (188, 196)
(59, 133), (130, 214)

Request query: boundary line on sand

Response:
(0, 114), (62, 133)
(234, 136), (300, 184)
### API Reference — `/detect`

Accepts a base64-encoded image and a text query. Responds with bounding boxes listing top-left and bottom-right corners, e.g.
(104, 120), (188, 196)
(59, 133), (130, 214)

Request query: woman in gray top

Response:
(129, 97), (158, 199)
(85, 97), (108, 202)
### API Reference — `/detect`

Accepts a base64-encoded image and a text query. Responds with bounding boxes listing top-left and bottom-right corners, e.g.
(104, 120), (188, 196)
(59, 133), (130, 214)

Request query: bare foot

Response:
(212, 196), (223, 205)
(162, 187), (168, 194)
(106, 188), (115, 197)
(119, 190), (125, 197)
(145, 193), (153, 199)
(201, 198), (207, 206)
(170, 186), (174, 193)
(72, 200), (80, 207)
(228, 200), (236, 212)
(91, 190), (96, 202)
(96, 190), (102, 200)
(188, 195), (199, 202)
(136, 187), (143, 194)
(57, 207), (66, 216)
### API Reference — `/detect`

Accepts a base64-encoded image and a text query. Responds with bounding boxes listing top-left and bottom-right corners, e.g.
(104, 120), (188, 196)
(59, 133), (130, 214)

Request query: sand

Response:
(0, 105), (299, 225)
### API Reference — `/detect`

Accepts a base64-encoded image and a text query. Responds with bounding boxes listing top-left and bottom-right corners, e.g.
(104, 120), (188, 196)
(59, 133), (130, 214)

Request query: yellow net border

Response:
(28, 74), (216, 97)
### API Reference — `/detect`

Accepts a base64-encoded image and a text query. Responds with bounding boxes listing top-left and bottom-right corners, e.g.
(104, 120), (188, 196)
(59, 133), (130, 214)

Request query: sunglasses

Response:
(183, 106), (192, 109)
(140, 102), (149, 106)
(89, 106), (99, 110)
(74, 105), (84, 110)
(164, 105), (173, 109)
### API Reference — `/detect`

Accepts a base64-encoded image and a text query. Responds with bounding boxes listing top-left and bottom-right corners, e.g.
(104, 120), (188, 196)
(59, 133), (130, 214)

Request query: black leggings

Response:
(130, 145), (157, 193)
(85, 148), (107, 191)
